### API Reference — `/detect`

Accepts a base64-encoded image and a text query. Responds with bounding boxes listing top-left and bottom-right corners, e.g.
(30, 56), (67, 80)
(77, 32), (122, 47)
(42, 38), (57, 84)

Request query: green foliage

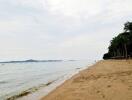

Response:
(103, 22), (132, 59)
(124, 22), (132, 32)
(103, 53), (111, 60)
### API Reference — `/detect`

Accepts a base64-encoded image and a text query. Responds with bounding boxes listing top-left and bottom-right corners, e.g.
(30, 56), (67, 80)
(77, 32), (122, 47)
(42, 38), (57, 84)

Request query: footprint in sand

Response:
(107, 85), (111, 88)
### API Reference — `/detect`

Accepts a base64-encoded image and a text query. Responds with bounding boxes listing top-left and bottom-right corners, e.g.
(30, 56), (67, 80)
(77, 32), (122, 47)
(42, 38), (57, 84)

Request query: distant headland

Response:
(0, 59), (63, 63)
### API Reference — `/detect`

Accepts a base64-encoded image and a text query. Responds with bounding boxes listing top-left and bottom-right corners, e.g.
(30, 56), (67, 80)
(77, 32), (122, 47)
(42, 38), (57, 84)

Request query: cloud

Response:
(46, 0), (105, 18)
(0, 0), (132, 60)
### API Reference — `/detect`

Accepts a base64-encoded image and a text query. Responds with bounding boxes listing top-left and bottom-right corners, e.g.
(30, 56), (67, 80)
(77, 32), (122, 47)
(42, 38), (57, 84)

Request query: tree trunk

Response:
(124, 44), (128, 59)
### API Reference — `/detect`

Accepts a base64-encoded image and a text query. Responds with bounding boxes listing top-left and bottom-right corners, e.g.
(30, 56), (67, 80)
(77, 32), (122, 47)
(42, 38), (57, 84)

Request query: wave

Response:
(5, 80), (56, 100)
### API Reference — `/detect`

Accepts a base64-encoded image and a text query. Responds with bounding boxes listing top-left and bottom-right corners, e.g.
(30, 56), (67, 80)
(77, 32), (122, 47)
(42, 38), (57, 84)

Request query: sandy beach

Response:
(41, 60), (132, 100)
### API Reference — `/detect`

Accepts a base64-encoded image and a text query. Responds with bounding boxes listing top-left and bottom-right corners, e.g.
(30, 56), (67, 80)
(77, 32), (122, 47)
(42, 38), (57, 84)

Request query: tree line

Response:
(103, 22), (132, 59)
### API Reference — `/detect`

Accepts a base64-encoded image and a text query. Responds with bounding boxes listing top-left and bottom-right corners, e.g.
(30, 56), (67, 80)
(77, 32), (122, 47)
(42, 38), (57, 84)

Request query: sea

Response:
(0, 60), (94, 100)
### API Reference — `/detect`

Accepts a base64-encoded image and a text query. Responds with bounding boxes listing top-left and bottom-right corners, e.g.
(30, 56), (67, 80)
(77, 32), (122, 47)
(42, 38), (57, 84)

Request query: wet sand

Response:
(41, 60), (132, 100)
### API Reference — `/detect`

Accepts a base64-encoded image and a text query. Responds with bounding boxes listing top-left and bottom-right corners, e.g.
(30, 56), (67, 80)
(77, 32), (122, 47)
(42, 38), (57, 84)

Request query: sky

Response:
(0, 0), (132, 61)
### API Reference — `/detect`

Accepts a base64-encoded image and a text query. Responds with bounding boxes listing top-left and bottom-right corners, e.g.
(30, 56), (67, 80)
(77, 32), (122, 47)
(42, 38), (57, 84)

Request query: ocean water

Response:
(0, 60), (93, 100)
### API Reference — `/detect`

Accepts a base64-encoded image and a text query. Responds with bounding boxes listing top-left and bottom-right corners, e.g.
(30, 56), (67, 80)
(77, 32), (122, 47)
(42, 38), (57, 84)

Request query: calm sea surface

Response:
(0, 60), (93, 100)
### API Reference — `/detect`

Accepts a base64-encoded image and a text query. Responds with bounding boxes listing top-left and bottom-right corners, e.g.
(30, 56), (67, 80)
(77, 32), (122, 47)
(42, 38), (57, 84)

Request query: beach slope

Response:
(41, 60), (132, 100)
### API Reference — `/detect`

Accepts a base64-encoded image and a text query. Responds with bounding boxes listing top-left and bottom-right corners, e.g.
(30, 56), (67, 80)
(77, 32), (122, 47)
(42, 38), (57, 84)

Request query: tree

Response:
(103, 22), (132, 59)
(124, 22), (132, 32)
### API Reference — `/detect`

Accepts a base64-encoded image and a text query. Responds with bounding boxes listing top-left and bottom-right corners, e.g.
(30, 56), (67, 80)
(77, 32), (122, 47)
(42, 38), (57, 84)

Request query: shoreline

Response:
(16, 62), (92, 100)
(41, 60), (132, 100)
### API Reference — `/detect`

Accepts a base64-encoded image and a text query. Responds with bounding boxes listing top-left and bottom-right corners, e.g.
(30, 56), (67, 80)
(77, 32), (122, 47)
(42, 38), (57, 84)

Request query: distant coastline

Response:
(0, 59), (78, 64)
(0, 59), (63, 64)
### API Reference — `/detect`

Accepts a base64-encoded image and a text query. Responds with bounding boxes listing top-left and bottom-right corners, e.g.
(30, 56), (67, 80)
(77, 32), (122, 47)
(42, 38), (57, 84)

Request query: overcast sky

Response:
(0, 0), (132, 61)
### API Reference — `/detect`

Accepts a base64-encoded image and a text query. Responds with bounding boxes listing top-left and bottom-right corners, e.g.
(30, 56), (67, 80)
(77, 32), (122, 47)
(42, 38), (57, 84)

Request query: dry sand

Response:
(41, 60), (132, 100)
